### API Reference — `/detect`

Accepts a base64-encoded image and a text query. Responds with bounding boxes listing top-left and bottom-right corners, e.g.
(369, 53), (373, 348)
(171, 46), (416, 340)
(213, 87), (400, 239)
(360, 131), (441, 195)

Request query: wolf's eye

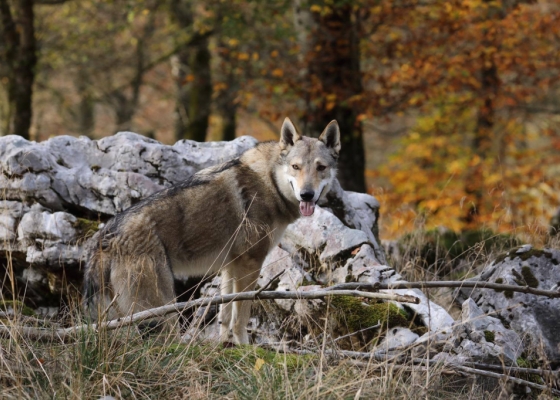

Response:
(317, 165), (326, 171)
(292, 165), (300, 170)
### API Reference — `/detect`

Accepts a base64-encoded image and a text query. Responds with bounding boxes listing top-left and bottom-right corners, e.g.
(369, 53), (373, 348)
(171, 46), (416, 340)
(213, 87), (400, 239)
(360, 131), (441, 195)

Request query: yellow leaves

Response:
(271, 68), (284, 78)
(228, 38), (239, 47)
(310, 5), (322, 13)
(310, 4), (332, 15)
(213, 82), (228, 91)
(270, 50), (279, 58)
(237, 52), (250, 61)
(357, 113), (367, 122)
(447, 160), (464, 175)
(254, 358), (265, 371)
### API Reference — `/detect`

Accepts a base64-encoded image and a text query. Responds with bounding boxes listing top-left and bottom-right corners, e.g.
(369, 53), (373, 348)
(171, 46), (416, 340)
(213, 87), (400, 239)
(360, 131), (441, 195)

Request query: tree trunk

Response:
(171, 0), (212, 142)
(215, 39), (238, 142)
(0, 0), (36, 139)
(75, 70), (94, 137)
(219, 103), (236, 141)
(465, 60), (498, 225)
(296, 2), (366, 192)
(464, 2), (505, 226)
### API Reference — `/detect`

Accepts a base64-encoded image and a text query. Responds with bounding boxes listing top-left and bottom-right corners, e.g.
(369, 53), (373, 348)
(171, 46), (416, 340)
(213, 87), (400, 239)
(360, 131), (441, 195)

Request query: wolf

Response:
(83, 117), (341, 344)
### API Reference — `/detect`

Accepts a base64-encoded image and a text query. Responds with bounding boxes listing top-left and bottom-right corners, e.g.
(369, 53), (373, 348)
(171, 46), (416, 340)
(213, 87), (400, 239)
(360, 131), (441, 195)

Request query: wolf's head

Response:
(278, 117), (341, 217)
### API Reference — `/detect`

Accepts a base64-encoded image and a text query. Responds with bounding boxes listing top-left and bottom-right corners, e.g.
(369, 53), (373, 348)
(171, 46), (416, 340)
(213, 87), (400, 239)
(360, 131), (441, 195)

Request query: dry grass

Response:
(0, 312), (500, 400)
(1, 230), (559, 399)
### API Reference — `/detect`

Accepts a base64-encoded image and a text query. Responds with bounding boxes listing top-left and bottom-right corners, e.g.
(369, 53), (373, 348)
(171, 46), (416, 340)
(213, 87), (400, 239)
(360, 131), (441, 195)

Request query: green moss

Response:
(516, 357), (543, 384)
(516, 248), (544, 261)
(504, 289), (514, 299)
(495, 247), (559, 266)
(331, 296), (409, 332)
(483, 330), (495, 343)
(521, 266), (538, 288)
(160, 343), (314, 371)
(0, 300), (35, 316)
(220, 345), (312, 369)
(73, 218), (100, 238)
(300, 278), (317, 287)
(493, 277), (505, 293)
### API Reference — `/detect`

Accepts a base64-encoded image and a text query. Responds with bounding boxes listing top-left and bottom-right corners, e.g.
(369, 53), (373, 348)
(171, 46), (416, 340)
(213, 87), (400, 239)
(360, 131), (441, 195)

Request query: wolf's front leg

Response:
(219, 265), (234, 342)
(231, 259), (262, 345)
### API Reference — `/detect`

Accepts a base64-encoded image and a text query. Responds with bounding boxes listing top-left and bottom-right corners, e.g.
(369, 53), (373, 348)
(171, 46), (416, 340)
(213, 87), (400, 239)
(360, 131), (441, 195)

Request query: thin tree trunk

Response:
(296, 2), (366, 192)
(465, 60), (498, 225)
(75, 70), (94, 137)
(0, 0), (36, 139)
(171, 0), (212, 142)
(464, 2), (504, 226)
(215, 39), (238, 141)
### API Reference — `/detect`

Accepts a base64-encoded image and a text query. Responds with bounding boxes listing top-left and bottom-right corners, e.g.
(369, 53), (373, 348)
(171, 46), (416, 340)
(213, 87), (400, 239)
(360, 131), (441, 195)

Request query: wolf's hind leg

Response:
(110, 250), (178, 335)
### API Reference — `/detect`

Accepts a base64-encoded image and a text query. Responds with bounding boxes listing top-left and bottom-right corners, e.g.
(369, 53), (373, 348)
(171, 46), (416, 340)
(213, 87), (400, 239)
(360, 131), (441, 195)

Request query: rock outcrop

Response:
(0, 133), (257, 306)
(2, 132), (533, 366)
(455, 246), (560, 364)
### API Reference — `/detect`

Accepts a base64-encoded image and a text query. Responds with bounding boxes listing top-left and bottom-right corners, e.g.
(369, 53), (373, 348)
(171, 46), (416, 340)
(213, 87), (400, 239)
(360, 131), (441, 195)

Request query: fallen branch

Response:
(452, 364), (559, 396)
(0, 288), (419, 340)
(328, 281), (560, 299)
(466, 361), (559, 378)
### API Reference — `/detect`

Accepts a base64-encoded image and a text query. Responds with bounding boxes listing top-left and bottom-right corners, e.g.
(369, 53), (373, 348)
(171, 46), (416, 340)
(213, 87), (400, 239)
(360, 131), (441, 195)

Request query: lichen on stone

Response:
(520, 266), (538, 288)
(73, 218), (100, 240)
(483, 330), (495, 343)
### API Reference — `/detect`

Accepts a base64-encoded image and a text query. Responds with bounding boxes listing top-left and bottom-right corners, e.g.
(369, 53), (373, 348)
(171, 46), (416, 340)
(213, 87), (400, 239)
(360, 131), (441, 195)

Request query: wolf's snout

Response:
(300, 190), (315, 201)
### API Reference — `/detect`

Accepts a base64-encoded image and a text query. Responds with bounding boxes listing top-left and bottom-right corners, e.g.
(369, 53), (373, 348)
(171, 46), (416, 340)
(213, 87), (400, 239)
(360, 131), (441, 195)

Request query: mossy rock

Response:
(0, 300), (35, 316)
(331, 296), (410, 332)
(483, 330), (495, 343)
(73, 218), (100, 240)
(494, 247), (558, 265)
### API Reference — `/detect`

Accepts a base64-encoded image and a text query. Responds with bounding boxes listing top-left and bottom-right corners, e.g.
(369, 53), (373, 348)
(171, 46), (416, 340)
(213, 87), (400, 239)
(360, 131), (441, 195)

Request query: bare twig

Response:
(333, 323), (382, 343)
(0, 289), (419, 340)
(328, 281), (560, 299)
(451, 365), (560, 396)
(254, 270), (285, 295)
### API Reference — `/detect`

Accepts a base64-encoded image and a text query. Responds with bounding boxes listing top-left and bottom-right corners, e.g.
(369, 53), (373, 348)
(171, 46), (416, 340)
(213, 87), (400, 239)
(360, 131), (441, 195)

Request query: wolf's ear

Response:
(319, 120), (341, 156)
(279, 117), (301, 149)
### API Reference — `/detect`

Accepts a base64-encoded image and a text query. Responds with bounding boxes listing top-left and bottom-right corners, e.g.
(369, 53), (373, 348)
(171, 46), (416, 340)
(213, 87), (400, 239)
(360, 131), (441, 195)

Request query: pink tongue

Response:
(299, 201), (315, 216)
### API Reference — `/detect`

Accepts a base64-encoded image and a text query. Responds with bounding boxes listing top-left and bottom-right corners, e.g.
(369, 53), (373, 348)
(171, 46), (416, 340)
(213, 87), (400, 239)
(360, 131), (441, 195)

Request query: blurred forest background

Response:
(1, 0), (559, 240)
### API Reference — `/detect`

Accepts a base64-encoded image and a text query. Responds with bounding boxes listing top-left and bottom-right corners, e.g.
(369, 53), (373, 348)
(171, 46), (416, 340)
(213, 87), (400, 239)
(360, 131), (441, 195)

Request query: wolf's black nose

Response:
(300, 190), (315, 201)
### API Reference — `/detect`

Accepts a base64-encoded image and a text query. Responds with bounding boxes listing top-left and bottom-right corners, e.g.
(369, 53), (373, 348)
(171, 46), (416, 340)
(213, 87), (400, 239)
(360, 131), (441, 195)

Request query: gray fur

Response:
(83, 118), (340, 344)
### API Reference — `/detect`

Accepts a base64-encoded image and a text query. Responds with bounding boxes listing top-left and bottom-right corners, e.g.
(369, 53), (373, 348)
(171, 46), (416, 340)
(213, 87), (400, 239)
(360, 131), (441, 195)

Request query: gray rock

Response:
(281, 206), (370, 263)
(0, 133), (257, 215)
(455, 248), (560, 363)
(1, 132), (459, 355)
(378, 327), (419, 350)
(458, 298), (522, 364)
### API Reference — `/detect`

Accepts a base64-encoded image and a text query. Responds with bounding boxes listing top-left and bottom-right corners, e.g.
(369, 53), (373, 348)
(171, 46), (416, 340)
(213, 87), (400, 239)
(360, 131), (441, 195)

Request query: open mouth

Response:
(299, 201), (315, 217)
